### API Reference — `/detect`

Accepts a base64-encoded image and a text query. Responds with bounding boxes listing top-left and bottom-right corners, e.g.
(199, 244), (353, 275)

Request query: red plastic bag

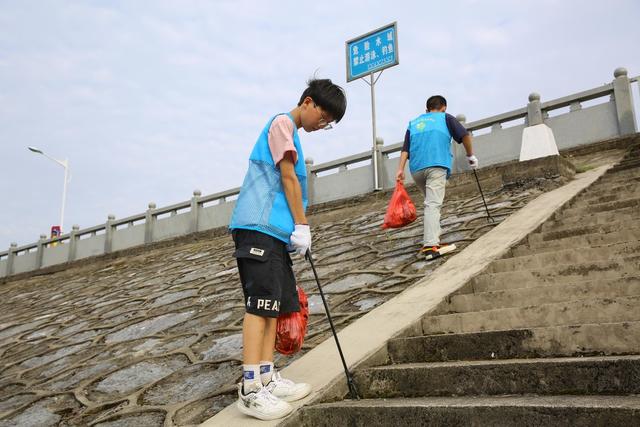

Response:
(382, 181), (417, 229)
(275, 286), (309, 355)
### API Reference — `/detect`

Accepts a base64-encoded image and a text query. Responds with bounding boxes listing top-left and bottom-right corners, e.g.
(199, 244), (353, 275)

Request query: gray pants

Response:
(411, 167), (447, 246)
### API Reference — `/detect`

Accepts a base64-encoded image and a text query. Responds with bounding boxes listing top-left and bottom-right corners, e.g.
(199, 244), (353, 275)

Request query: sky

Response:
(1, 0), (640, 250)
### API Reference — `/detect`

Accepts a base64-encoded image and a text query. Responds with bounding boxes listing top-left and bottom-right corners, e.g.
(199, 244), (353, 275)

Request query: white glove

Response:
(289, 224), (311, 256)
(467, 154), (479, 170)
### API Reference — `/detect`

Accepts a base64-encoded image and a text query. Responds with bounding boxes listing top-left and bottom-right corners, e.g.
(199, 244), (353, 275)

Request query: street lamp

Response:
(28, 146), (70, 231)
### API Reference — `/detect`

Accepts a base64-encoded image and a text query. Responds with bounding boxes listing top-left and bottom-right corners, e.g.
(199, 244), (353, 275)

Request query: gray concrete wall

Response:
(314, 165), (374, 203)
(75, 235), (106, 260)
(12, 251), (38, 275)
(468, 124), (527, 170)
(547, 102), (618, 150)
(153, 213), (191, 242)
(199, 201), (236, 231)
(380, 155), (407, 189)
(42, 244), (70, 268)
(112, 224), (146, 252)
(2, 68), (637, 279)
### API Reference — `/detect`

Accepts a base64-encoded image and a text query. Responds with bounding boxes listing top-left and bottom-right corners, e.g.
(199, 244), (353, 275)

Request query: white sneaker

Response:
(264, 371), (312, 402)
(421, 243), (457, 260)
(237, 384), (292, 421)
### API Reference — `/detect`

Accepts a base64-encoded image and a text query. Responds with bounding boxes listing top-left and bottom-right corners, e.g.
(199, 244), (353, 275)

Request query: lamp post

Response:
(28, 146), (69, 231)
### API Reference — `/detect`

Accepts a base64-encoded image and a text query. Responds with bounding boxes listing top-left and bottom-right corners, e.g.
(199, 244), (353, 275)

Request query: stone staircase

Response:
(294, 143), (640, 426)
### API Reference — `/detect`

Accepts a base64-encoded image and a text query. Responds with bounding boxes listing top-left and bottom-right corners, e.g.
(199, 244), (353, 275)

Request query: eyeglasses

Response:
(313, 102), (334, 130)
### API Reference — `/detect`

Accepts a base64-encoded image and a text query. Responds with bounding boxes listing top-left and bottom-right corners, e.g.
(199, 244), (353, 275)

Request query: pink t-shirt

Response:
(268, 114), (298, 167)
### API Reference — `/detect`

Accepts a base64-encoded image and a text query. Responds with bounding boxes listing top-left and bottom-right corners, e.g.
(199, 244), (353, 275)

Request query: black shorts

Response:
(232, 229), (300, 318)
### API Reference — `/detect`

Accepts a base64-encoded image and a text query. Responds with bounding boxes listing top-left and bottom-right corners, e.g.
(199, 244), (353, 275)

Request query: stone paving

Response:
(0, 150), (614, 426)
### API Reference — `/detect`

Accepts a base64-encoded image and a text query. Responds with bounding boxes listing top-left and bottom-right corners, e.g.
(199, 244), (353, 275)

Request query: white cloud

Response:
(471, 27), (509, 47)
(1, 0), (639, 248)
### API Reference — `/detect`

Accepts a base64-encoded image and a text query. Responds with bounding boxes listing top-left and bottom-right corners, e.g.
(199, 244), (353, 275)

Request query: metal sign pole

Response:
(363, 70), (384, 191)
(345, 22), (398, 192)
(370, 72), (380, 191)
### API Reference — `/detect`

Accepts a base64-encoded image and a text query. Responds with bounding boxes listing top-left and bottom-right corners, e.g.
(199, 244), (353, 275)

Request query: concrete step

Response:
(485, 240), (640, 273)
(614, 166), (640, 175)
(588, 173), (640, 189)
(575, 182), (639, 200)
(535, 217), (631, 241)
(422, 295), (640, 335)
(299, 395), (640, 427)
(609, 159), (640, 173)
(593, 163), (639, 176)
(585, 178), (640, 195)
(388, 322), (640, 363)
(353, 355), (640, 399)
(515, 227), (640, 256)
(487, 242), (640, 273)
(541, 205), (640, 231)
(436, 277), (640, 314)
(559, 197), (640, 219)
(468, 258), (640, 293)
(570, 189), (640, 208)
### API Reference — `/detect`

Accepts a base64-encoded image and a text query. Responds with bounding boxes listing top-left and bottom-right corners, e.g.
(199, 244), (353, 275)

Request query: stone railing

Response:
(1, 67), (637, 278)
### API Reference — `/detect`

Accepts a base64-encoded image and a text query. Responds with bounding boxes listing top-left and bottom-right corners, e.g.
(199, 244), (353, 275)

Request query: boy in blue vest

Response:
(229, 78), (346, 420)
(395, 95), (477, 260)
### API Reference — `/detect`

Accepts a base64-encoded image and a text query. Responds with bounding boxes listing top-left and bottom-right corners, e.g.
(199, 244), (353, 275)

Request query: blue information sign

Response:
(345, 22), (398, 82)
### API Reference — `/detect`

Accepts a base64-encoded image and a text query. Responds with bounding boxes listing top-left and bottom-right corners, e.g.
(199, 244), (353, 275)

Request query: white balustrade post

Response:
(375, 137), (385, 189)
(6, 243), (17, 276)
(104, 214), (115, 254)
(305, 158), (315, 206)
(527, 92), (543, 126)
(454, 114), (468, 174)
(191, 190), (201, 233)
(68, 225), (80, 262)
(35, 234), (47, 269)
(612, 67), (638, 135)
(145, 203), (156, 244)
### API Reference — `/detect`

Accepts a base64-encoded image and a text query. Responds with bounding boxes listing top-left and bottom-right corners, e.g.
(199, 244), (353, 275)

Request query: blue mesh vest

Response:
(229, 113), (308, 244)
(408, 112), (453, 176)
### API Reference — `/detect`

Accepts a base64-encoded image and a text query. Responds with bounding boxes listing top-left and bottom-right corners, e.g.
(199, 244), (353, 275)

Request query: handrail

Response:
(146, 201), (189, 216)
(541, 83), (613, 111)
(380, 141), (403, 154)
(465, 107), (528, 131)
(75, 224), (107, 237)
(199, 187), (242, 204)
(12, 242), (40, 254)
(311, 149), (373, 174)
(112, 212), (148, 227)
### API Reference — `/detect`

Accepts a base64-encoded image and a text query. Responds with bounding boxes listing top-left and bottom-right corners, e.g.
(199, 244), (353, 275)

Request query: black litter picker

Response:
(305, 249), (360, 400)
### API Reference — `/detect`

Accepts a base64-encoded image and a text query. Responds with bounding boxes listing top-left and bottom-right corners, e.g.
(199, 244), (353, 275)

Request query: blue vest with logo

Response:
(408, 112), (453, 176)
(229, 113), (308, 244)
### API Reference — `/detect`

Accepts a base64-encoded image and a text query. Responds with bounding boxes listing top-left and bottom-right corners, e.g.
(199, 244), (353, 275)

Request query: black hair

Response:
(298, 78), (347, 123)
(426, 95), (447, 111)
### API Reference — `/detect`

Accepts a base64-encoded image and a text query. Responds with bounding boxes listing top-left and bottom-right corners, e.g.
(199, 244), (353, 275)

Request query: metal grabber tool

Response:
(473, 169), (494, 223)
(305, 249), (360, 399)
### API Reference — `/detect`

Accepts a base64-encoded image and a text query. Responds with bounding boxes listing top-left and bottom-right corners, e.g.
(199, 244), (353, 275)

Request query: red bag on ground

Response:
(382, 181), (417, 229)
(275, 286), (309, 355)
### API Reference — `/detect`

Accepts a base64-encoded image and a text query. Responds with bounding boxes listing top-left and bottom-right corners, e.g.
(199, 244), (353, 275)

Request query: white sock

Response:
(260, 360), (274, 385)
(242, 364), (261, 393)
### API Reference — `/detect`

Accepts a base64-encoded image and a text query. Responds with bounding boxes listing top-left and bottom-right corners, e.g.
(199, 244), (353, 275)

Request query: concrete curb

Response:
(200, 164), (612, 427)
